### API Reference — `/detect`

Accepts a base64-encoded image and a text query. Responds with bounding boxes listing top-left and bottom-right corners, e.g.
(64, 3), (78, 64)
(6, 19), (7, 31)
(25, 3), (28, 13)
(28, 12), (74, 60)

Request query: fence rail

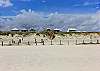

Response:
(0, 38), (100, 46)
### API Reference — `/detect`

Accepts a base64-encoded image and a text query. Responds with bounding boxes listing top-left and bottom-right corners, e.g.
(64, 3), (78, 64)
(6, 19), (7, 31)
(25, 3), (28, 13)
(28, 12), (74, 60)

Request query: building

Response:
(29, 28), (36, 32)
(20, 28), (28, 32)
(46, 28), (51, 31)
(11, 28), (20, 32)
(54, 28), (61, 32)
(67, 28), (77, 32)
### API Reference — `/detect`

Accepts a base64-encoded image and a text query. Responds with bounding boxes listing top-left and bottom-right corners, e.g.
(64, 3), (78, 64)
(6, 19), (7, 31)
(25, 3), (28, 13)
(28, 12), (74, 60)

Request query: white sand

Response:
(0, 33), (100, 71)
(0, 45), (99, 71)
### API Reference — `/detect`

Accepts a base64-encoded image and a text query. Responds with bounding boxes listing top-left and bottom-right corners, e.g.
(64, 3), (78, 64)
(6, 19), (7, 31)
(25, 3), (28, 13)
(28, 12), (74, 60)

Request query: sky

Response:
(0, 0), (99, 16)
(0, 0), (100, 32)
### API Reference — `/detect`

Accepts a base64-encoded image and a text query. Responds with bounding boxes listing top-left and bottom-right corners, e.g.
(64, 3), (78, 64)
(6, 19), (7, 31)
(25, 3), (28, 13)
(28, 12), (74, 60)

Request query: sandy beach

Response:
(0, 33), (99, 71)
(0, 45), (99, 71)
(0, 0), (100, 70)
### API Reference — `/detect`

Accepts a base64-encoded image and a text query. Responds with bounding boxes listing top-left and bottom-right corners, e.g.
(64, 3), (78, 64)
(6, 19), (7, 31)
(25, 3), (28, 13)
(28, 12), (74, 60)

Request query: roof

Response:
(11, 28), (19, 30)
(54, 28), (61, 30)
(46, 28), (51, 29)
(68, 28), (77, 31)
(20, 28), (28, 30)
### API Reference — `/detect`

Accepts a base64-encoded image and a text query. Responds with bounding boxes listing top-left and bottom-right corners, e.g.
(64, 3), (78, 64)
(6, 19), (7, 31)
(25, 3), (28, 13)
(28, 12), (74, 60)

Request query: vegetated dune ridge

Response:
(0, 32), (100, 46)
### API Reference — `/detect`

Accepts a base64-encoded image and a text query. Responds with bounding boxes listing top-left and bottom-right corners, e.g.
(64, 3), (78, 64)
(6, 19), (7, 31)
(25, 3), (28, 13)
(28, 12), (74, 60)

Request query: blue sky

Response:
(0, 0), (100, 31)
(0, 0), (100, 16)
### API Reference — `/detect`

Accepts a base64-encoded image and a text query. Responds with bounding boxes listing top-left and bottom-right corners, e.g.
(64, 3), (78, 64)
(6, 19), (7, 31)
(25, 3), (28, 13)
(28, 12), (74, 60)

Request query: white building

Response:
(67, 28), (77, 32)
(20, 28), (28, 32)
(54, 28), (61, 32)
(11, 28), (28, 32)
(11, 28), (20, 32)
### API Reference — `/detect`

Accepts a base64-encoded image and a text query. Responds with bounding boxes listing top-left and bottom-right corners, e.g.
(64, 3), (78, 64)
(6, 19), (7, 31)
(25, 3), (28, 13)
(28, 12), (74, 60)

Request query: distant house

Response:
(11, 28), (20, 32)
(29, 28), (36, 32)
(67, 28), (77, 32)
(54, 28), (61, 32)
(46, 28), (51, 31)
(20, 28), (28, 32)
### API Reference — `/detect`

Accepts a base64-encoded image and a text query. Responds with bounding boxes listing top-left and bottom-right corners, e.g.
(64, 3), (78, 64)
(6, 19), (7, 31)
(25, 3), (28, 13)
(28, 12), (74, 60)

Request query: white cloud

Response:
(19, 0), (31, 1)
(0, 9), (100, 32)
(0, 0), (13, 7)
(73, 1), (99, 7)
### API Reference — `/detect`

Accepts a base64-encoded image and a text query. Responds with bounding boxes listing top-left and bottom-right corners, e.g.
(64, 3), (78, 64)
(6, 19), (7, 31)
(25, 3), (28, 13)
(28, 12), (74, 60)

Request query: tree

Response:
(46, 31), (55, 45)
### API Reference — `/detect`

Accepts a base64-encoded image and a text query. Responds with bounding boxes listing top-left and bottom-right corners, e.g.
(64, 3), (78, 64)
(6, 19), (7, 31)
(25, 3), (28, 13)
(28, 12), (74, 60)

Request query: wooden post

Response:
(83, 40), (85, 44)
(22, 38), (23, 41)
(97, 40), (99, 44)
(12, 39), (14, 43)
(51, 40), (53, 45)
(41, 39), (43, 43)
(28, 41), (30, 45)
(19, 39), (21, 43)
(9, 41), (12, 46)
(68, 40), (69, 46)
(43, 40), (44, 45)
(36, 41), (37, 45)
(18, 41), (19, 45)
(35, 39), (37, 45)
(11, 34), (13, 37)
(76, 40), (77, 45)
(90, 35), (92, 44)
(13, 41), (15, 44)
(60, 40), (62, 45)
(2, 41), (3, 46)
(41, 39), (44, 45)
